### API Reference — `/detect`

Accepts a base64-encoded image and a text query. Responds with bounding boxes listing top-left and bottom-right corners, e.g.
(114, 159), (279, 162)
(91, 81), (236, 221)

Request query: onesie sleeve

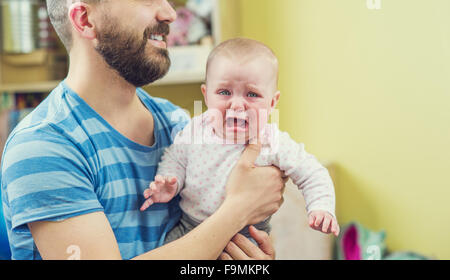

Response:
(155, 121), (192, 195)
(275, 131), (336, 217)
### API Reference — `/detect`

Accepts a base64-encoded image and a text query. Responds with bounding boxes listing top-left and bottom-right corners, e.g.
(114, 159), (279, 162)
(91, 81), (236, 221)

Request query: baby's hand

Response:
(140, 175), (178, 211)
(308, 210), (340, 237)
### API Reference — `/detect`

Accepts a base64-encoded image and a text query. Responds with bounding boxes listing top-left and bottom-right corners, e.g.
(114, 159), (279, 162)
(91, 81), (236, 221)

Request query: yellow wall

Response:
(238, 0), (450, 259)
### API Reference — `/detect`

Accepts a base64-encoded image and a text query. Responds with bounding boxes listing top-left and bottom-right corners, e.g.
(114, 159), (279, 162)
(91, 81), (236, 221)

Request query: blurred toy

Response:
(167, 7), (193, 46)
(167, 7), (209, 47)
(335, 221), (432, 260)
(187, 14), (208, 44)
(186, 0), (213, 18)
(335, 221), (387, 260)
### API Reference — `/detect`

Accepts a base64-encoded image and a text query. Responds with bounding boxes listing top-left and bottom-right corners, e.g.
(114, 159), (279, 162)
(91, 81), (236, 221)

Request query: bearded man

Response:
(0, 0), (286, 260)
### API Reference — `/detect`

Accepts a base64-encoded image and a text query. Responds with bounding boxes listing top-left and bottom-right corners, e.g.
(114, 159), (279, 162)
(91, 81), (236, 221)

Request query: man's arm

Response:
(28, 212), (122, 260)
(28, 202), (244, 260)
(29, 142), (286, 260)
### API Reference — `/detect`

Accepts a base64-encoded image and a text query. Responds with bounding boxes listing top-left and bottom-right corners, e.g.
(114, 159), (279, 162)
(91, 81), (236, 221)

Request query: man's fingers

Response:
(249, 226), (274, 258)
(224, 240), (250, 260)
(219, 252), (233, 260)
(230, 233), (262, 259)
(238, 141), (262, 168)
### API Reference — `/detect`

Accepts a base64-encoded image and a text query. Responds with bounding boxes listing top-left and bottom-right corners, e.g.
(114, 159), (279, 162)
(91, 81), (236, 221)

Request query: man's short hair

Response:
(46, 0), (100, 51)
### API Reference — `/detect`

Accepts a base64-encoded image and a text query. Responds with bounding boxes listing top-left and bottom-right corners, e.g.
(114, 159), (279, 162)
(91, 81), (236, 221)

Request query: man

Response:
(0, 0), (286, 260)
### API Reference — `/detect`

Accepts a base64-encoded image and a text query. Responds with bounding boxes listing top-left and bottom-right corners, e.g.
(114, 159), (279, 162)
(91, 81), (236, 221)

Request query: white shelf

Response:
(153, 44), (212, 86)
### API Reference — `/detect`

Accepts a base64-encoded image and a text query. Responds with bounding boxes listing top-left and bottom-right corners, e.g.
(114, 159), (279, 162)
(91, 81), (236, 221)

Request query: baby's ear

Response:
(271, 91), (281, 110)
(201, 84), (207, 103)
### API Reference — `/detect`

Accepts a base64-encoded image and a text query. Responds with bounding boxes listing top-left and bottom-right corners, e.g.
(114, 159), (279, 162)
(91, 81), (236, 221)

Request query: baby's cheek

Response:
(206, 108), (226, 129)
(254, 107), (271, 128)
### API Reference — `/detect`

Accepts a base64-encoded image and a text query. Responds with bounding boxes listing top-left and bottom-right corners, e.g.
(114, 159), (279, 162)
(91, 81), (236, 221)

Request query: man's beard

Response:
(95, 22), (171, 87)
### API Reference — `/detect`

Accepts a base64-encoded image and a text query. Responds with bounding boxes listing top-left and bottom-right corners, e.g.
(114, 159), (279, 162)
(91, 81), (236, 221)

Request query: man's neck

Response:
(65, 49), (139, 116)
(64, 48), (155, 147)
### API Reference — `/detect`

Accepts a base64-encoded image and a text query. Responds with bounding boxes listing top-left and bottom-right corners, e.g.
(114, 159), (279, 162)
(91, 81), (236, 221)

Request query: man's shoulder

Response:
(1, 83), (93, 175)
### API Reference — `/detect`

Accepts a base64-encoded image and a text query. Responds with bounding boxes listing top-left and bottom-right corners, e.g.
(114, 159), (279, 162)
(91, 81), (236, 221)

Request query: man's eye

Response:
(218, 90), (231, 96)
(247, 92), (259, 98)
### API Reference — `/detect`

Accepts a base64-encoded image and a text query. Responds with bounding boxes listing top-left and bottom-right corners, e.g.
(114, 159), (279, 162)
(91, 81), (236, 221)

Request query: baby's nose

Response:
(229, 98), (246, 112)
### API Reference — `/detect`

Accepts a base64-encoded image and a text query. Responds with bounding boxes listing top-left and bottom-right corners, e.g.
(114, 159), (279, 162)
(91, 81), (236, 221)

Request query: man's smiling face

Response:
(94, 0), (177, 87)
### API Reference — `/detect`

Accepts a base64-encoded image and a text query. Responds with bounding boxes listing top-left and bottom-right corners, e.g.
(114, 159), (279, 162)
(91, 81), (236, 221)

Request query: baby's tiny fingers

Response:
(332, 220), (340, 236)
(314, 214), (324, 227)
(322, 216), (331, 233)
(140, 198), (154, 211)
(143, 187), (153, 199)
(308, 214), (315, 226)
(150, 181), (161, 193)
(154, 175), (165, 184)
(168, 176), (177, 185)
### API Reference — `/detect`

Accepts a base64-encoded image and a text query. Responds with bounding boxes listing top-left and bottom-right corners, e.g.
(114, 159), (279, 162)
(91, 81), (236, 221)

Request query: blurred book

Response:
(0, 92), (46, 153)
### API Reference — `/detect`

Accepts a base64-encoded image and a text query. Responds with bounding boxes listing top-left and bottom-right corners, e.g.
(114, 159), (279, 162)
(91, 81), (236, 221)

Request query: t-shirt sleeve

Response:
(1, 127), (104, 233)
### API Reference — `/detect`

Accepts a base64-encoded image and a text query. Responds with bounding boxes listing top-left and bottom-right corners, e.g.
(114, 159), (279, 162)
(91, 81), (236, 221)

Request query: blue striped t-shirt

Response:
(0, 81), (189, 260)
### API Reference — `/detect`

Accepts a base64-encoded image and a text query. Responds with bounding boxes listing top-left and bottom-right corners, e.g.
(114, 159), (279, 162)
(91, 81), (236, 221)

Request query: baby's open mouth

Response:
(225, 117), (248, 129)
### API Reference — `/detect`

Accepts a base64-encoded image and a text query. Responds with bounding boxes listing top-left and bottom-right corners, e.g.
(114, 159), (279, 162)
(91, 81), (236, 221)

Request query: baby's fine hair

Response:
(206, 37), (279, 81)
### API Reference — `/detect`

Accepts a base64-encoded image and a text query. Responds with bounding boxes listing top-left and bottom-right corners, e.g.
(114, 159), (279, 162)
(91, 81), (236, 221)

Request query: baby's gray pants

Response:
(165, 213), (272, 244)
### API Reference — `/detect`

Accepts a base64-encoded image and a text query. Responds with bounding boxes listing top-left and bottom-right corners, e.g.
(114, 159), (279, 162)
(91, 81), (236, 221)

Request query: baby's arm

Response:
(273, 130), (339, 236)
(140, 129), (189, 211)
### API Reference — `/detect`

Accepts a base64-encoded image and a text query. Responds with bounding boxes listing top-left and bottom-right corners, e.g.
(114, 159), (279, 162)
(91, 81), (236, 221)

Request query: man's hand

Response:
(140, 175), (178, 211)
(308, 210), (340, 237)
(224, 141), (287, 227)
(219, 226), (275, 260)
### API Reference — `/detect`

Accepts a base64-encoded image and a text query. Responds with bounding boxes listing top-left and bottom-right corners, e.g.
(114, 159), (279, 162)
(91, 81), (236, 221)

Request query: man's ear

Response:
(201, 84), (208, 104)
(68, 2), (96, 40)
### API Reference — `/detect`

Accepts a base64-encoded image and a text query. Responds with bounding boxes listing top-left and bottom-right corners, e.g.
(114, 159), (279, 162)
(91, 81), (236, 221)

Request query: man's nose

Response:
(157, 0), (177, 24)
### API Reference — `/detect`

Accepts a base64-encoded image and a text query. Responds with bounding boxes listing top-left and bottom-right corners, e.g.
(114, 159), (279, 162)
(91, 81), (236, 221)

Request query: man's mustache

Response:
(143, 23), (170, 40)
